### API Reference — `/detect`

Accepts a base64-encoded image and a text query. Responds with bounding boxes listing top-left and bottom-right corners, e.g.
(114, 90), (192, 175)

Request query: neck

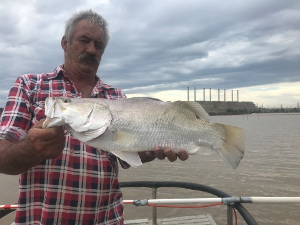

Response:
(64, 61), (97, 80)
(63, 64), (97, 97)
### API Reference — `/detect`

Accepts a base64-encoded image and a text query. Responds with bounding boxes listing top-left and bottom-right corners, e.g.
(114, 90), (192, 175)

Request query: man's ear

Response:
(61, 36), (68, 52)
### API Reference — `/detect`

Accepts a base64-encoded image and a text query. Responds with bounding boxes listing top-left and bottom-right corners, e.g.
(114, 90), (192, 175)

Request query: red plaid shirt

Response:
(0, 65), (126, 225)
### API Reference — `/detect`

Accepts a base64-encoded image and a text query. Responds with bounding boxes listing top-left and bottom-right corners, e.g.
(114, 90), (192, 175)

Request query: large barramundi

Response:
(43, 97), (245, 168)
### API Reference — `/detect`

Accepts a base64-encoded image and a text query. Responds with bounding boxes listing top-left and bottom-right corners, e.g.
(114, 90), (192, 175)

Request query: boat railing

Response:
(119, 181), (258, 225)
(2, 181), (299, 224)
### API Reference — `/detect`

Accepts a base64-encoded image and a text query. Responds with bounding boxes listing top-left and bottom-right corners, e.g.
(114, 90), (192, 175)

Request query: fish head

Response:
(55, 97), (96, 126)
(43, 97), (112, 141)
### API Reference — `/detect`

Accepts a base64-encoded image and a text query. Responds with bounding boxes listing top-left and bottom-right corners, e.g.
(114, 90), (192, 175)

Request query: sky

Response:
(0, 0), (299, 108)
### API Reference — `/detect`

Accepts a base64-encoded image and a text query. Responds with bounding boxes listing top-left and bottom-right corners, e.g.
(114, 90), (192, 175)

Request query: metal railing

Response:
(2, 181), (299, 224)
(120, 181), (258, 225)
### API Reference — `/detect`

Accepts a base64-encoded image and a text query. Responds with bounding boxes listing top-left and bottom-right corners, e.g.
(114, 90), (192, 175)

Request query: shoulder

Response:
(15, 66), (63, 90)
(19, 66), (63, 83)
(97, 78), (126, 99)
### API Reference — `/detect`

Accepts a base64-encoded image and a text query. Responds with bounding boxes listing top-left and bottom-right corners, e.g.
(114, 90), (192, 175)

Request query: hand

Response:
(25, 119), (66, 160)
(139, 147), (189, 163)
(0, 119), (66, 175)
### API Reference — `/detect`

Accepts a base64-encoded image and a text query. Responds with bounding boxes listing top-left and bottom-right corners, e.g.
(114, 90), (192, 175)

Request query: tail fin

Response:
(214, 123), (246, 169)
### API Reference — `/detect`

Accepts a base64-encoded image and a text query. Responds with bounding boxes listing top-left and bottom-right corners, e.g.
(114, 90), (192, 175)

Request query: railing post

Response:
(227, 205), (233, 225)
(152, 187), (158, 225)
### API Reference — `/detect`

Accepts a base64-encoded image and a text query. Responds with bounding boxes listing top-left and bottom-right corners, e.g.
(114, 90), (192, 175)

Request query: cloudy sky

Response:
(0, 0), (299, 108)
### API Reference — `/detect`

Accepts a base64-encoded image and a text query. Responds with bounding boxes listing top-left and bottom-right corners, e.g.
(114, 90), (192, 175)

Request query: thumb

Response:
(33, 119), (46, 129)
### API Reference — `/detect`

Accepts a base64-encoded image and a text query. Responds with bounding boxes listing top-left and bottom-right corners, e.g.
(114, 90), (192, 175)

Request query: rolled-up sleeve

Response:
(0, 77), (33, 141)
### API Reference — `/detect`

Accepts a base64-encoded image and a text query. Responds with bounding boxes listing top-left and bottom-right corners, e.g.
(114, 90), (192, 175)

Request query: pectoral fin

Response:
(113, 130), (136, 147)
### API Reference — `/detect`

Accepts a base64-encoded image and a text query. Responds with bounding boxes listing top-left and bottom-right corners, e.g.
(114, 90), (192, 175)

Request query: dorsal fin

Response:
(129, 97), (163, 102)
(174, 101), (210, 121)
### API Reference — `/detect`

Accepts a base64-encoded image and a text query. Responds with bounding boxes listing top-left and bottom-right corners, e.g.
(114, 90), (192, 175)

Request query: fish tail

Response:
(214, 123), (245, 169)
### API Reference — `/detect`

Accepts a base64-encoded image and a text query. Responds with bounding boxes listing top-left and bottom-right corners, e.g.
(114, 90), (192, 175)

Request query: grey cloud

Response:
(0, 0), (300, 107)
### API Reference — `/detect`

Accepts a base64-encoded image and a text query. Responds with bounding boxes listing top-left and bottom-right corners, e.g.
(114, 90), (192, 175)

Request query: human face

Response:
(62, 20), (105, 77)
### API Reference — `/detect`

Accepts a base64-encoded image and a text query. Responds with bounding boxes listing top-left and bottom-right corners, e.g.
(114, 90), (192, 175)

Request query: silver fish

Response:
(43, 97), (245, 168)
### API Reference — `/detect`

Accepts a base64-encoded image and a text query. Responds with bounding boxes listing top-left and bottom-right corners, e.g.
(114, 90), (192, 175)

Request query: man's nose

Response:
(86, 42), (97, 55)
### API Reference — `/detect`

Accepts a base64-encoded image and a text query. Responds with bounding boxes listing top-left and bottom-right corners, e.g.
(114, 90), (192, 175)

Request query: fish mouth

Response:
(42, 97), (56, 128)
(42, 97), (66, 128)
(42, 117), (51, 128)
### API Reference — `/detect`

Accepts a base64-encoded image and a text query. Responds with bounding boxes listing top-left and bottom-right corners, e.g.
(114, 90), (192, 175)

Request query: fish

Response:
(42, 97), (245, 168)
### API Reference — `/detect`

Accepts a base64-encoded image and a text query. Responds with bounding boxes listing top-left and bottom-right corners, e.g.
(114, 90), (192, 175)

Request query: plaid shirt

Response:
(0, 65), (126, 225)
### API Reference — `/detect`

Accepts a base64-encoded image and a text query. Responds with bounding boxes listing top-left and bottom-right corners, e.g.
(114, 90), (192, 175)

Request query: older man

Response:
(0, 9), (187, 224)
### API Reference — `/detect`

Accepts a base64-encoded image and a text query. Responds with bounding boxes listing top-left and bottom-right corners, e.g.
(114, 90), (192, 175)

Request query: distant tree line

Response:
(1, 106), (299, 117)
(255, 107), (300, 114)
(208, 107), (300, 116)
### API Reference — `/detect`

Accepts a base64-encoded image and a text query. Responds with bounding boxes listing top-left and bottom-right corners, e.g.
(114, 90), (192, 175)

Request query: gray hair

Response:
(64, 9), (109, 49)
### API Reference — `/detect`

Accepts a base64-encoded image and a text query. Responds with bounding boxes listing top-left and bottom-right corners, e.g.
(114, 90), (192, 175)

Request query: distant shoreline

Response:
(1, 106), (300, 117)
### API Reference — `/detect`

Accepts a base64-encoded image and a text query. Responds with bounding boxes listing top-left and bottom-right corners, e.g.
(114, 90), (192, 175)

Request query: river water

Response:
(1, 114), (299, 224)
(119, 114), (300, 225)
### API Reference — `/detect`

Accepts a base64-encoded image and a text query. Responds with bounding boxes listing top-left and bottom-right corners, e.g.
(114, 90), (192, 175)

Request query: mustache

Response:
(79, 52), (100, 63)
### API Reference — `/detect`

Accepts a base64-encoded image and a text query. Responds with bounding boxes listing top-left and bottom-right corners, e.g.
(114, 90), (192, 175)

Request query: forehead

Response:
(73, 19), (104, 40)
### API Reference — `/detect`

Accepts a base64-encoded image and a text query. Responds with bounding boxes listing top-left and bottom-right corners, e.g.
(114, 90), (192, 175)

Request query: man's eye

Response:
(80, 39), (90, 43)
(95, 42), (103, 50)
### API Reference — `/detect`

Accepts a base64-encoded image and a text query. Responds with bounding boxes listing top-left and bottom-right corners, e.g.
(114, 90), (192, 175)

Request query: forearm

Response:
(0, 139), (42, 175)
(0, 119), (67, 175)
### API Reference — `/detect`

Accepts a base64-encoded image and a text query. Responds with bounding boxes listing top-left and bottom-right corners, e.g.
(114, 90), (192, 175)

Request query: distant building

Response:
(196, 101), (258, 115)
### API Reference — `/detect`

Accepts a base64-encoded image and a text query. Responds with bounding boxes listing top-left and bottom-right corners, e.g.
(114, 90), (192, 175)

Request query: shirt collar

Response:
(46, 64), (101, 83)
(45, 65), (119, 92)
(45, 65), (65, 80)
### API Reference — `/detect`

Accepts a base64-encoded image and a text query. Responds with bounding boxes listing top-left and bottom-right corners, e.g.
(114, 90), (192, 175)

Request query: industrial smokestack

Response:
(237, 90), (239, 102)
(194, 87), (196, 101)
(224, 89), (226, 102)
(210, 88), (211, 101)
(232, 90), (233, 102)
(218, 89), (220, 101)
(187, 87), (189, 101)
(203, 88), (205, 101)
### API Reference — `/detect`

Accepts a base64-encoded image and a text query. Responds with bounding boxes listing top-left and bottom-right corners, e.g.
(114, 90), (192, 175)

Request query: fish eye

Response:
(62, 98), (70, 103)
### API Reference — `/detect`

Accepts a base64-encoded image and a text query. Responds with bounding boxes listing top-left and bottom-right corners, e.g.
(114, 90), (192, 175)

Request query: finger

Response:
(178, 150), (189, 161)
(164, 149), (177, 162)
(28, 125), (65, 147)
(38, 127), (64, 140)
(138, 151), (156, 163)
(42, 132), (66, 158)
(33, 119), (46, 128)
(153, 147), (166, 160)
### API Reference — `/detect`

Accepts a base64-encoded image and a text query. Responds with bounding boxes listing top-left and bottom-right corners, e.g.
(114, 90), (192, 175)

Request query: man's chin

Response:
(79, 63), (99, 74)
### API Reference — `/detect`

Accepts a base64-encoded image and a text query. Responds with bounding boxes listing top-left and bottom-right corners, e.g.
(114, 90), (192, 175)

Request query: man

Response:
(0, 10), (188, 224)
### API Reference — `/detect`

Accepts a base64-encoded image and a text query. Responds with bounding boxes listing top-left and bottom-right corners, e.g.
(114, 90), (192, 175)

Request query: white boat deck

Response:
(124, 215), (217, 225)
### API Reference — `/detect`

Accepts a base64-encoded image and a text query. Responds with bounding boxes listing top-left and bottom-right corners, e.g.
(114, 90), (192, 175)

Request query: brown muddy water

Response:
(1, 114), (299, 224)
